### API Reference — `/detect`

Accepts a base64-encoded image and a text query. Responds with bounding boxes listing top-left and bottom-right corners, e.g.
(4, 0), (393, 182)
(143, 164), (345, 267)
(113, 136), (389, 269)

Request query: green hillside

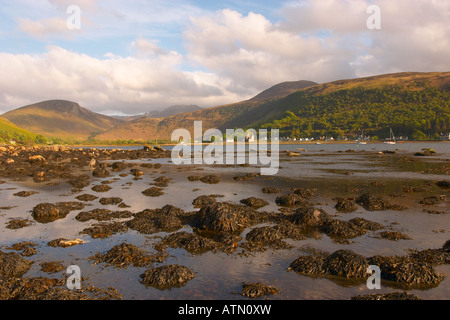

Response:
(243, 72), (450, 140)
(0, 116), (44, 144)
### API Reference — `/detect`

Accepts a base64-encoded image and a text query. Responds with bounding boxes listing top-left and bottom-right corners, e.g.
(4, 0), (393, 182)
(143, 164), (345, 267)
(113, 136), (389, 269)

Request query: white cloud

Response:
(0, 44), (236, 115)
(1, 0), (449, 115)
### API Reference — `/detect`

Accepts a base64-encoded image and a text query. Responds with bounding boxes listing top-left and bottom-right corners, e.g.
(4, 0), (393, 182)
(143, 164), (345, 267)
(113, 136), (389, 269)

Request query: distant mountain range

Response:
(1, 72), (449, 143)
(111, 104), (204, 122)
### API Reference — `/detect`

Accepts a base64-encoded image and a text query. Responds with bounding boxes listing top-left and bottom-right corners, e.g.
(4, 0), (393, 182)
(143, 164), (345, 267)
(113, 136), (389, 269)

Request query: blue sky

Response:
(0, 0), (448, 115)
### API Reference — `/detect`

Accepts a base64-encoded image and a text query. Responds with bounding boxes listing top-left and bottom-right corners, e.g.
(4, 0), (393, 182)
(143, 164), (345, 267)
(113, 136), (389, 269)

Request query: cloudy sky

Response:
(0, 0), (449, 115)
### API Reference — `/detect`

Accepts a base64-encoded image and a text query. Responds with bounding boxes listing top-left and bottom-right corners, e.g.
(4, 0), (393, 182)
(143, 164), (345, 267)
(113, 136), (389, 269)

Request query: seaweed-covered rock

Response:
(32, 202), (85, 223)
(199, 175), (221, 184)
(290, 249), (369, 279)
(356, 193), (392, 211)
(352, 292), (422, 300)
(93, 167), (110, 178)
(242, 226), (291, 251)
(275, 194), (311, 207)
(159, 205), (185, 217)
(292, 188), (317, 200)
(5, 218), (33, 230)
(241, 282), (279, 298)
(0, 250), (32, 277)
(410, 240), (450, 265)
(91, 185), (112, 193)
(334, 197), (358, 213)
(240, 197), (269, 209)
(80, 222), (128, 239)
(139, 264), (195, 289)
(13, 191), (39, 197)
(192, 202), (256, 233)
(321, 218), (382, 240)
(290, 207), (329, 227)
(142, 187), (164, 197)
(323, 250), (369, 278)
(192, 195), (222, 208)
(67, 174), (91, 189)
(436, 180), (449, 188)
(419, 195), (446, 206)
(126, 213), (182, 234)
(112, 162), (128, 171)
(99, 197), (123, 206)
(0, 277), (122, 300)
(156, 231), (219, 254)
(261, 187), (281, 194)
(75, 209), (132, 222)
(369, 255), (445, 287)
(90, 243), (166, 268)
(75, 194), (99, 202)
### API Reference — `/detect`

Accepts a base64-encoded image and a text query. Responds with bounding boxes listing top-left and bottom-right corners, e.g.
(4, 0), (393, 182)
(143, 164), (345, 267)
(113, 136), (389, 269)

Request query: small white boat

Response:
(384, 128), (396, 145)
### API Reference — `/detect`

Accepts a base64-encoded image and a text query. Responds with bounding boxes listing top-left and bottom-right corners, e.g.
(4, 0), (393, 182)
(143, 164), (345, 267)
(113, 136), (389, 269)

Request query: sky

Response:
(0, 0), (449, 116)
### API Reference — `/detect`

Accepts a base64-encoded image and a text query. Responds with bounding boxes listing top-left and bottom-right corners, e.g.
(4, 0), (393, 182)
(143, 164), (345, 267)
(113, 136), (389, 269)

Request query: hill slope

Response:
(95, 80), (318, 141)
(2, 100), (124, 140)
(253, 72), (450, 139)
(0, 116), (39, 144)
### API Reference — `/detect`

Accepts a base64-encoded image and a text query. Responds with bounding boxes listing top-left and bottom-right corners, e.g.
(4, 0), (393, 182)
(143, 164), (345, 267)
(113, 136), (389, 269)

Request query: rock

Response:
(334, 197), (358, 213)
(126, 213), (182, 234)
(99, 197), (123, 206)
(130, 169), (144, 177)
(275, 194), (311, 207)
(192, 202), (256, 233)
(199, 175), (221, 184)
(355, 193), (392, 211)
(142, 187), (164, 197)
(352, 292), (422, 300)
(261, 187), (281, 194)
(369, 255), (445, 287)
(80, 221), (128, 239)
(112, 162), (127, 171)
(156, 231), (219, 254)
(292, 188), (317, 199)
(28, 155), (46, 163)
(68, 174), (91, 189)
(139, 264), (194, 289)
(436, 181), (449, 188)
(187, 176), (200, 181)
(192, 195), (222, 208)
(420, 195), (446, 206)
(240, 197), (269, 209)
(13, 191), (39, 197)
(92, 167), (110, 178)
(291, 207), (329, 227)
(0, 250), (32, 277)
(90, 243), (166, 268)
(75, 194), (99, 202)
(5, 218), (34, 230)
(241, 282), (280, 298)
(32, 202), (85, 223)
(91, 185), (112, 193)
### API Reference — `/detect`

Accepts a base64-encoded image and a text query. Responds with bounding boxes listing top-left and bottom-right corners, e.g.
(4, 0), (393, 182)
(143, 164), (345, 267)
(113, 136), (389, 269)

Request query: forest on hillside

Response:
(258, 85), (450, 140)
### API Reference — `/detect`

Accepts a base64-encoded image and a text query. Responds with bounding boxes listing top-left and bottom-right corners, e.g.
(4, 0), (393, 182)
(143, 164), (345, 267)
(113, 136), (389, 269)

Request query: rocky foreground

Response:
(0, 145), (449, 300)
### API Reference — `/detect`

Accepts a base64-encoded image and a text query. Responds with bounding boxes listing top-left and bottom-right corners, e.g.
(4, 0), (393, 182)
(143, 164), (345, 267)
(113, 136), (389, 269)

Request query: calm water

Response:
(0, 142), (449, 300)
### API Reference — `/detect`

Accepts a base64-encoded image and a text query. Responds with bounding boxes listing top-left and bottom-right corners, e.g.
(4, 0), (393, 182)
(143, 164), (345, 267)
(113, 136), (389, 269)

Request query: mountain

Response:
(146, 104), (204, 118)
(2, 100), (124, 140)
(253, 72), (450, 139)
(0, 116), (39, 144)
(95, 80), (318, 141)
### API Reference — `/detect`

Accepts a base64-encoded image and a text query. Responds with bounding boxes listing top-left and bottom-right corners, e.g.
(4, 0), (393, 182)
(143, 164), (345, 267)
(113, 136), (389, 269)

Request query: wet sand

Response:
(0, 144), (448, 300)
